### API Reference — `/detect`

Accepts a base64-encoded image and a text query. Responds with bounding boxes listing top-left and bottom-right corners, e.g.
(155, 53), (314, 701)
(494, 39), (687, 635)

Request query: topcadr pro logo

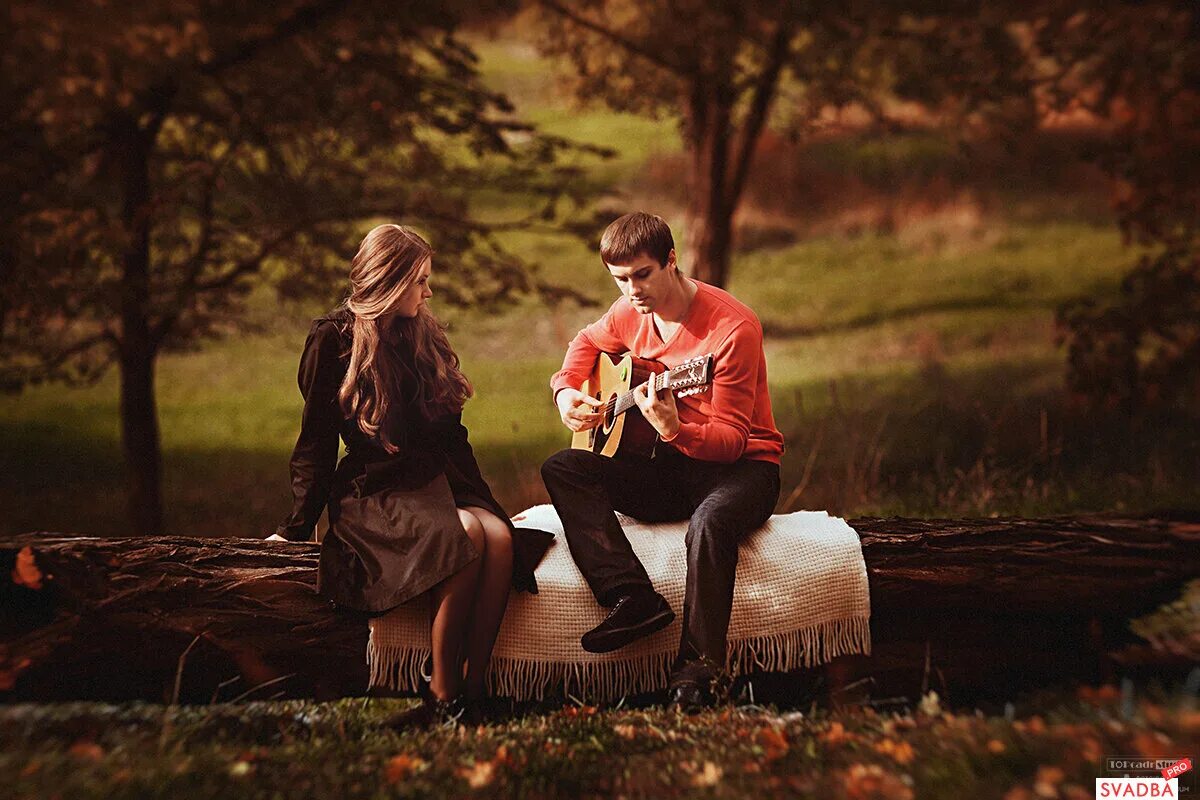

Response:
(1102, 756), (1194, 796)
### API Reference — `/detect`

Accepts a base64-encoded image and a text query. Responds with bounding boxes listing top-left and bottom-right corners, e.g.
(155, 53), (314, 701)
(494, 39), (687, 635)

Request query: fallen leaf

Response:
(67, 740), (104, 762)
(1015, 715), (1047, 736)
(1078, 684), (1120, 704)
(758, 726), (789, 761)
(1033, 765), (1064, 798)
(842, 763), (914, 800)
(228, 761), (253, 778)
(385, 754), (427, 784)
(691, 761), (722, 788)
(874, 738), (915, 765)
(561, 704), (597, 718)
(612, 723), (638, 739)
(1132, 730), (1173, 759)
(823, 721), (854, 746)
(12, 547), (43, 590)
(988, 739), (1007, 754)
(1178, 711), (1200, 735)
(460, 760), (495, 789)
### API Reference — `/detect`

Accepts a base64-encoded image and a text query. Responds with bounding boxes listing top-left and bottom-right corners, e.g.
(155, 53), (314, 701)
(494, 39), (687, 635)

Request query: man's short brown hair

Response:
(599, 212), (674, 268)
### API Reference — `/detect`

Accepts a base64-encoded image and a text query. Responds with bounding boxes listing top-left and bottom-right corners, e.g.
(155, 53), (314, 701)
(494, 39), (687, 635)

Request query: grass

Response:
(1, 685), (1197, 798)
(5, 18), (1194, 535)
(2, 219), (1197, 537)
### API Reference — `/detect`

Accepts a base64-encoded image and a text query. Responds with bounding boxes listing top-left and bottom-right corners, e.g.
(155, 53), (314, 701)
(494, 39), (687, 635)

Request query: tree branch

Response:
(150, 162), (223, 346)
(193, 226), (302, 295)
(726, 17), (794, 209)
(197, 0), (348, 78)
(537, 0), (691, 78)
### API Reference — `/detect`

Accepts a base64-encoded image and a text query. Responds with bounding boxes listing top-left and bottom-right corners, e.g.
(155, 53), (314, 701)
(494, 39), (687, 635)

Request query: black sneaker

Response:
(580, 591), (675, 653)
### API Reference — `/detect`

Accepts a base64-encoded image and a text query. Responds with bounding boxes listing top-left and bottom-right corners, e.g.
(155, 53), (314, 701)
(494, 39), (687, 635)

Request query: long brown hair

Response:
(338, 224), (472, 451)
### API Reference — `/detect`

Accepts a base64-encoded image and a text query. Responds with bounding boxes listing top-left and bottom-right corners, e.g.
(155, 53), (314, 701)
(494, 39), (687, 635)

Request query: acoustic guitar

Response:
(571, 352), (714, 459)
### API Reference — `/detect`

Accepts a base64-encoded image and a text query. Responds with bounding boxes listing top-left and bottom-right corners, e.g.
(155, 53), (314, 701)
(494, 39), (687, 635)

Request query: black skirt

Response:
(277, 309), (553, 614)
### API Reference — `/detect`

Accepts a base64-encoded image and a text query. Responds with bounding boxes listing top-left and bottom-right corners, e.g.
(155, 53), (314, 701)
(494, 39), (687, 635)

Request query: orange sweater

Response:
(551, 280), (784, 464)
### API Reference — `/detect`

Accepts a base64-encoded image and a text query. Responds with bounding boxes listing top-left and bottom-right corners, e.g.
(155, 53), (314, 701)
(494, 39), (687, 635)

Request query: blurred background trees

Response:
(1036, 4), (1200, 426)
(1, 0), (595, 534)
(0, 1), (1196, 536)
(533, 0), (1032, 287)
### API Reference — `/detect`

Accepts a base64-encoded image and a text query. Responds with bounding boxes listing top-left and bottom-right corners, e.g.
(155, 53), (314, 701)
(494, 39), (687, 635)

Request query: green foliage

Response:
(1035, 4), (1200, 419)
(1059, 248), (1200, 418)
(0, 0), (600, 391)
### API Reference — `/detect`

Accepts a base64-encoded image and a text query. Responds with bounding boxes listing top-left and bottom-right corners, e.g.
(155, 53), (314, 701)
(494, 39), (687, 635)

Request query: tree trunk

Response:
(683, 82), (735, 288)
(2, 513), (1196, 704)
(117, 122), (164, 537)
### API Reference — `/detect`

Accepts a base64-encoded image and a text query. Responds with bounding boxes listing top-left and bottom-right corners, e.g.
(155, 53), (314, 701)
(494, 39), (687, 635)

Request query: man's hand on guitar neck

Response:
(556, 388), (604, 433)
(633, 373), (681, 441)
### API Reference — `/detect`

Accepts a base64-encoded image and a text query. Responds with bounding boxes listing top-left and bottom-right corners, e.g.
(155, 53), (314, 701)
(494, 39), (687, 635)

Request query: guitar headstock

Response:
(666, 354), (714, 397)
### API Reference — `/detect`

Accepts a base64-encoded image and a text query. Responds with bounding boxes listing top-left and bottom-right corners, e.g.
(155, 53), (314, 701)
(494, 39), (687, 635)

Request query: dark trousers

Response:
(540, 446), (780, 677)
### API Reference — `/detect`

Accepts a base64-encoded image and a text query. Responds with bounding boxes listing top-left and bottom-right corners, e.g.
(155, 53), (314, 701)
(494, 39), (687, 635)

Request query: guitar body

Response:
(571, 353), (662, 459)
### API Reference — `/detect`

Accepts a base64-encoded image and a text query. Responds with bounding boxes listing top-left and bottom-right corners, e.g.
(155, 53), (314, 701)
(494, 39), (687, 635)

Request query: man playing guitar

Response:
(541, 212), (785, 710)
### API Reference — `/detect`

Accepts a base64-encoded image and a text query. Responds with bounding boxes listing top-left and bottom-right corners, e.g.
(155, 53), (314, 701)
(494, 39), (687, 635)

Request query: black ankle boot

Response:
(384, 694), (465, 731)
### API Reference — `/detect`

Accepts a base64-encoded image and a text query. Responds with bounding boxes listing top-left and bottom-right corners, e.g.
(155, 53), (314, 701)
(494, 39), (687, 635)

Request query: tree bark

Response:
(682, 81), (735, 288)
(117, 120), (164, 537)
(2, 513), (1196, 704)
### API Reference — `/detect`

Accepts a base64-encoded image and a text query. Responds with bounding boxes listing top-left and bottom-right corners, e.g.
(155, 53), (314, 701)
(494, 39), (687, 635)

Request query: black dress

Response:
(275, 307), (553, 613)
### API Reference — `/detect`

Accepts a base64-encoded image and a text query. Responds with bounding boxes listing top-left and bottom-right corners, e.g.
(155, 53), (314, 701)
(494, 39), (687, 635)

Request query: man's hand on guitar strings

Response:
(634, 372), (681, 440)
(557, 388), (604, 432)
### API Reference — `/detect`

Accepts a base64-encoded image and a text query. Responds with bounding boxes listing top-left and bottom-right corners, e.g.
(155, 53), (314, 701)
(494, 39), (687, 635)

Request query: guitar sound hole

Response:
(603, 400), (615, 429)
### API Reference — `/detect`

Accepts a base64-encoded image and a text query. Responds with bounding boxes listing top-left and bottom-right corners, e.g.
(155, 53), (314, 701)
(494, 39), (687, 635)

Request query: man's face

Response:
(606, 249), (676, 314)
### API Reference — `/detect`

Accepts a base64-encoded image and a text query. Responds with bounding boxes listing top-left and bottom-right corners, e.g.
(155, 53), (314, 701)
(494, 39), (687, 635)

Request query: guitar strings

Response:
(595, 358), (709, 417)
(600, 371), (668, 416)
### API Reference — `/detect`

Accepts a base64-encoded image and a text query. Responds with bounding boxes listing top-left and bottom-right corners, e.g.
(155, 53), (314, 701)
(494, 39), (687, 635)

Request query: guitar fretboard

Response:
(607, 371), (667, 417)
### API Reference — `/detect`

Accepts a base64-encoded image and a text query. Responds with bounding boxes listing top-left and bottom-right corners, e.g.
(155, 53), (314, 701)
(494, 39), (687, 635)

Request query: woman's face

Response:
(388, 256), (433, 320)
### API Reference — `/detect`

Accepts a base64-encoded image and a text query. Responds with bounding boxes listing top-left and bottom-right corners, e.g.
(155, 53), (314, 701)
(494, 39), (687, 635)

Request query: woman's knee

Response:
(483, 520), (513, 558)
(458, 509), (486, 555)
(464, 508), (512, 559)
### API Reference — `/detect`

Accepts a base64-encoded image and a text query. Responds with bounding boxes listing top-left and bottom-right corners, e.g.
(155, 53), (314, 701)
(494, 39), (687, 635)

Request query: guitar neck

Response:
(611, 372), (667, 418)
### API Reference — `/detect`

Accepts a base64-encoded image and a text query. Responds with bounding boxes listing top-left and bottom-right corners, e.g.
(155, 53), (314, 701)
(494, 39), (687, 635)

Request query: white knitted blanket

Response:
(368, 504), (871, 702)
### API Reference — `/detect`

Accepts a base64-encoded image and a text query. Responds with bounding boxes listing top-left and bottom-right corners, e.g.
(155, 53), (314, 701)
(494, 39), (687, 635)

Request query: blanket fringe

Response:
(367, 615), (871, 702)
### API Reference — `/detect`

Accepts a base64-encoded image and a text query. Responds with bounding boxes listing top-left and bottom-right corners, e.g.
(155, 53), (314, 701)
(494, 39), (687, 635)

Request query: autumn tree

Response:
(0, 0), (595, 535)
(1038, 3), (1200, 421)
(533, 0), (1031, 286)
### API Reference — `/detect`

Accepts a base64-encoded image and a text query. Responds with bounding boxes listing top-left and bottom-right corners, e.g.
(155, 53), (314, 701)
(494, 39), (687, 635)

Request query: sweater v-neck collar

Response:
(650, 279), (700, 346)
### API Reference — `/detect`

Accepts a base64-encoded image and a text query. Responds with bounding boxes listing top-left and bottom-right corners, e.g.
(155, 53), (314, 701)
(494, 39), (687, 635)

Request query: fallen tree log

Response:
(2, 513), (1197, 705)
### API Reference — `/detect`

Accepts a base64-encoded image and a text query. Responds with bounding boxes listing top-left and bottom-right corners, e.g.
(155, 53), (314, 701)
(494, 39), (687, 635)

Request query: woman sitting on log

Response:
(268, 224), (552, 725)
